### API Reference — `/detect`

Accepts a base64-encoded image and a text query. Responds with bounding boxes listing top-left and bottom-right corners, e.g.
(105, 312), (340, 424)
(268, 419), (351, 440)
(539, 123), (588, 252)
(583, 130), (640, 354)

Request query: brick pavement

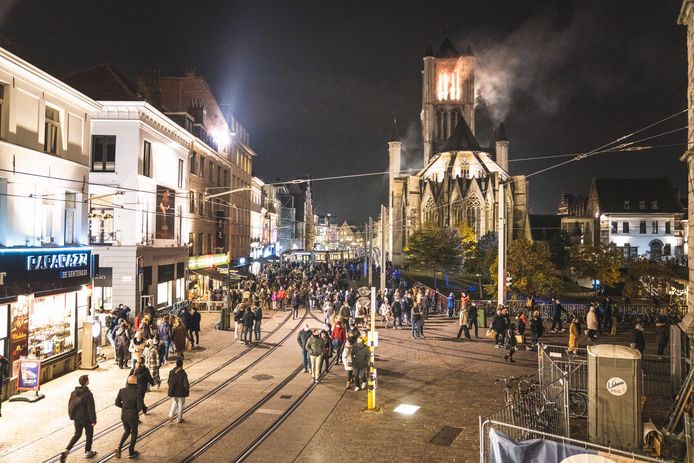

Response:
(0, 310), (298, 462)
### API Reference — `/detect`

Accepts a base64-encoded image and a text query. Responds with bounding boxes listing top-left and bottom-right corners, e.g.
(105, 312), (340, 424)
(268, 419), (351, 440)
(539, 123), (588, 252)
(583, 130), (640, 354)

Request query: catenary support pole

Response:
(497, 182), (506, 305)
(368, 286), (377, 410)
(380, 204), (386, 295)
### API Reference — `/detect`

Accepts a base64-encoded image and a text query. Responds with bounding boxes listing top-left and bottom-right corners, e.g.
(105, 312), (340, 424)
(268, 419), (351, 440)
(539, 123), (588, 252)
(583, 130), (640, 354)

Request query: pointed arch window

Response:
(465, 196), (482, 237)
(424, 197), (437, 225)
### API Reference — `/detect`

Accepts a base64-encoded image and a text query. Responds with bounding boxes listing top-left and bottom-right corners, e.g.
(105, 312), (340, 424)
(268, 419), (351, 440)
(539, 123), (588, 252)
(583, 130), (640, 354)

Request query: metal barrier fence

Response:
(190, 300), (225, 312)
(479, 419), (665, 463)
(482, 375), (570, 440)
(539, 344), (677, 399)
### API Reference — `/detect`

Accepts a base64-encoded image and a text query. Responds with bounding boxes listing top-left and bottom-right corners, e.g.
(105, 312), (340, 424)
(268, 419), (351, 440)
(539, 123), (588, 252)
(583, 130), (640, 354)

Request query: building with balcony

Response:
(0, 46), (100, 396)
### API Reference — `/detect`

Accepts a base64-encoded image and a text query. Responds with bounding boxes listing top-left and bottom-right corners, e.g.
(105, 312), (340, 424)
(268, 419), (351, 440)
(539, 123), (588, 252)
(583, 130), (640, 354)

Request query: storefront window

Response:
(0, 304), (8, 359)
(175, 278), (184, 302)
(29, 292), (75, 360)
(157, 281), (172, 307)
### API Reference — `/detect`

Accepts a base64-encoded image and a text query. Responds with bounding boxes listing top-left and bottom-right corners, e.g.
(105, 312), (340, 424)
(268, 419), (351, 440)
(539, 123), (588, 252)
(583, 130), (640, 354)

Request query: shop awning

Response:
(190, 267), (243, 282)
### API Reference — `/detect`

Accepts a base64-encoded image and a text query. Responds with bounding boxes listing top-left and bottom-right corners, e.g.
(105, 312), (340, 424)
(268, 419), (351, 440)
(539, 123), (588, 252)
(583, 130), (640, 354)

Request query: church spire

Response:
(389, 117), (400, 142)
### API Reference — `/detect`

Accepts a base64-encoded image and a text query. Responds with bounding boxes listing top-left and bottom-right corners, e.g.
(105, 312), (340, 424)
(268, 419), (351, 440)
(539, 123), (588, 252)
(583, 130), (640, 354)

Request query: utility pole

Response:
(380, 204), (386, 295)
(368, 217), (373, 286)
(368, 286), (377, 410)
(497, 182), (506, 305)
(477, 273), (483, 299)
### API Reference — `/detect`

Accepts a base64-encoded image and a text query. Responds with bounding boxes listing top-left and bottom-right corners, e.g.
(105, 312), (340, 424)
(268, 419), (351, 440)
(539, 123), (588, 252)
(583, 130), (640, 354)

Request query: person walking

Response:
(456, 305), (471, 341)
(172, 317), (188, 358)
(297, 323), (312, 373)
(568, 314), (580, 354)
(319, 330), (332, 374)
(503, 324), (518, 363)
(114, 321), (131, 369)
(530, 310), (544, 350)
(586, 306), (599, 341)
(305, 329), (325, 383)
(655, 317), (669, 360)
(352, 337), (369, 391)
(551, 298), (565, 333)
(468, 303), (479, 338)
(114, 375), (143, 459)
(157, 316), (172, 364)
(291, 292), (300, 320)
(61, 375), (97, 462)
(631, 323), (646, 354)
(253, 304), (263, 342)
(330, 320), (346, 365)
(143, 339), (161, 389)
(188, 307), (201, 348)
(128, 331), (145, 369)
(129, 358), (154, 415)
(242, 306), (254, 345)
(342, 340), (354, 389)
(447, 293), (455, 318)
(167, 357), (190, 424)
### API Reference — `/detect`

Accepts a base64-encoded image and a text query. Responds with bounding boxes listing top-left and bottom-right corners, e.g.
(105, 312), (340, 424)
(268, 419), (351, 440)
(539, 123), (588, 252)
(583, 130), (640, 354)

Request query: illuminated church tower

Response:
(421, 37), (475, 166)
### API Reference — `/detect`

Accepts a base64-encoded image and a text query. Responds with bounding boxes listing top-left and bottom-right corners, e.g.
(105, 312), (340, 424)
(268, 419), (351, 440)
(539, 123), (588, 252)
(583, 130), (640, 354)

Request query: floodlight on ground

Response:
(393, 404), (420, 415)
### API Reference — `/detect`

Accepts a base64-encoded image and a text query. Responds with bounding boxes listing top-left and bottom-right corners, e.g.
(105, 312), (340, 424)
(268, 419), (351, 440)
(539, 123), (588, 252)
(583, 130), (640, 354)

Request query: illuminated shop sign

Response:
(188, 253), (229, 270)
(26, 253), (89, 271)
(0, 248), (92, 298)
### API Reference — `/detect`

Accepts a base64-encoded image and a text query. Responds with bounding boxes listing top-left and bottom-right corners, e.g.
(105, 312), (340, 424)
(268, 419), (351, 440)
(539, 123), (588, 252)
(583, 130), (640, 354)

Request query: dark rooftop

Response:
(592, 177), (683, 214)
(440, 117), (481, 152)
(63, 64), (142, 101)
(435, 37), (460, 58)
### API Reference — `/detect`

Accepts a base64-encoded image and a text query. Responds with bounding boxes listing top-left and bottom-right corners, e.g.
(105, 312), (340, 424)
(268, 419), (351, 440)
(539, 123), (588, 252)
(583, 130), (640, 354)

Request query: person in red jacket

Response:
(330, 320), (346, 365)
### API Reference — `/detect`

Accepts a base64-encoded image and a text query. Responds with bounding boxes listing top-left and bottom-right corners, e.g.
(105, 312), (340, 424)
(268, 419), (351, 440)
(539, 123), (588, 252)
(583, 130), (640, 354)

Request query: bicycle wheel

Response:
(568, 391), (587, 418)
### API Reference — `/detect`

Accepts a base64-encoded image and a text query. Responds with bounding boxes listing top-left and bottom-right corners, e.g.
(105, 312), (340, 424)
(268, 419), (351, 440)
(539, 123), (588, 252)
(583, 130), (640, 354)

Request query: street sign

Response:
(358, 286), (371, 297)
(368, 331), (379, 347)
(357, 296), (370, 308)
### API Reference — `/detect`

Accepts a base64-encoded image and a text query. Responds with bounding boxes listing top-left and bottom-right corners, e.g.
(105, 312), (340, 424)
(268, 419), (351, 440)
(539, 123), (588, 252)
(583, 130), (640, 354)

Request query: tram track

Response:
(41, 310), (294, 463)
(90, 309), (309, 463)
(179, 308), (338, 462)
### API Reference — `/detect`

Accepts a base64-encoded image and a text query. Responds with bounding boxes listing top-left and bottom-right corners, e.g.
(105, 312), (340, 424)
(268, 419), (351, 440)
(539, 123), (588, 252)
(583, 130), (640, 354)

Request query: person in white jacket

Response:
(342, 340), (354, 390)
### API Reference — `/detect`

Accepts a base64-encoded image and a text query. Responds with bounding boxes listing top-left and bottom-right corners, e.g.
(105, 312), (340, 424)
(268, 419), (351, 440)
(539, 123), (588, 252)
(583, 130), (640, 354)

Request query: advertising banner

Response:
(489, 429), (651, 463)
(16, 358), (41, 391)
(155, 186), (176, 240)
(9, 297), (30, 376)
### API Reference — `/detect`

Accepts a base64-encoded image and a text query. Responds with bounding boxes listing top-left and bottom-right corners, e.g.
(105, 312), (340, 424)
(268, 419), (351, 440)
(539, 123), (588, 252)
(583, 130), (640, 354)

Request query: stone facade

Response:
(388, 38), (530, 265)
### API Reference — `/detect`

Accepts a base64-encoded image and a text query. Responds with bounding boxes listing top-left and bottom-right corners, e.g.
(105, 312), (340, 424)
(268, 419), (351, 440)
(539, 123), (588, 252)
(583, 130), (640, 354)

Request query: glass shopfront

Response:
(29, 292), (76, 361)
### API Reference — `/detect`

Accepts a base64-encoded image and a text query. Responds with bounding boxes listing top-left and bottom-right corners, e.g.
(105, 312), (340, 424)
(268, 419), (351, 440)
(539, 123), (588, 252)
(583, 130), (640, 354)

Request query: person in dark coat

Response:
(655, 317), (669, 359)
(129, 358), (155, 415)
(115, 375), (143, 459)
(189, 307), (201, 348)
(242, 306), (255, 344)
(114, 321), (132, 369)
(297, 323), (312, 373)
(468, 303), (479, 338)
(253, 304), (263, 342)
(167, 357), (190, 423)
(0, 353), (8, 417)
(351, 337), (370, 391)
(61, 375), (97, 462)
(632, 323), (646, 354)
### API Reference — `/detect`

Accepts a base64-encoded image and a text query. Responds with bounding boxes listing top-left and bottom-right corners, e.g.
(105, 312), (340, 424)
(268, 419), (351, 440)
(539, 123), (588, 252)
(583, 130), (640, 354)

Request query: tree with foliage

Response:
(547, 231), (572, 276)
(405, 225), (463, 272)
(469, 231), (497, 279)
(571, 244), (622, 289)
(457, 224), (478, 272)
(622, 258), (677, 301)
(489, 238), (560, 297)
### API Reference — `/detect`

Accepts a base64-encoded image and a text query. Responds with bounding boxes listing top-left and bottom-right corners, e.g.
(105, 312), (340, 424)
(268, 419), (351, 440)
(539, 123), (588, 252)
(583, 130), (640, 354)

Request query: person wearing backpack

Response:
(61, 375), (97, 462)
(167, 357), (190, 423)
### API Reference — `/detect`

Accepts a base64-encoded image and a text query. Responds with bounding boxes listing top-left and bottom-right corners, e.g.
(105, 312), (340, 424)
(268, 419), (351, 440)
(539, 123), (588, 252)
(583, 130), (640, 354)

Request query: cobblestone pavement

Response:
(1, 305), (665, 463)
(0, 309), (315, 463)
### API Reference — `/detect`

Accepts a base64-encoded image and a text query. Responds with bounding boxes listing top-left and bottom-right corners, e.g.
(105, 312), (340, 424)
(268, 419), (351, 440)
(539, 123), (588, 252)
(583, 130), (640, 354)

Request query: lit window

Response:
(44, 107), (60, 154)
(91, 135), (116, 172)
(611, 222), (618, 233)
(142, 140), (152, 177)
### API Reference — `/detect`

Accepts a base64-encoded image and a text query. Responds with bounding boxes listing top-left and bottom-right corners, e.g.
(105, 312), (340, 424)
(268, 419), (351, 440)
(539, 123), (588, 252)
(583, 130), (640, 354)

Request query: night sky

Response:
(1, 0), (688, 223)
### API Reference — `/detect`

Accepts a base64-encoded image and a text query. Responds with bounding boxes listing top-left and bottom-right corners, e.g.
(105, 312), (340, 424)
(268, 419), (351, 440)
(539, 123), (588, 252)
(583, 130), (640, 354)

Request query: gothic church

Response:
(387, 38), (531, 265)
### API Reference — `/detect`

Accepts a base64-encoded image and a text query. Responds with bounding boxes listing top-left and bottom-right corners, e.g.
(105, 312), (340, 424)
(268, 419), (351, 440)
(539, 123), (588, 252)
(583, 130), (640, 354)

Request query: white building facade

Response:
(88, 101), (193, 313)
(0, 47), (101, 396)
